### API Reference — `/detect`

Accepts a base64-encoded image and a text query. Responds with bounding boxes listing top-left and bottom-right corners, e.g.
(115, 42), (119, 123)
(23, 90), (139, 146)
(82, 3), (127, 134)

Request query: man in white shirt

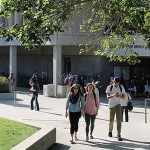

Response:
(106, 77), (125, 141)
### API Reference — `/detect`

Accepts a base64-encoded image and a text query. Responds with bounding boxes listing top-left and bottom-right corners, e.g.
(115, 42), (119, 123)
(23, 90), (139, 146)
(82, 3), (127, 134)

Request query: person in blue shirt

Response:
(65, 84), (85, 144)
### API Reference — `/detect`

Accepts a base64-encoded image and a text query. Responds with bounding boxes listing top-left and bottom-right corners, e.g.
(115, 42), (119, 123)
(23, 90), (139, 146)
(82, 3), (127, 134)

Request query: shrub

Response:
(0, 76), (10, 93)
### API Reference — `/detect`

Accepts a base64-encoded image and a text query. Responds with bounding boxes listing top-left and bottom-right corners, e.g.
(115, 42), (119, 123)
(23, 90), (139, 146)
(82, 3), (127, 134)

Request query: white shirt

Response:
(120, 93), (131, 106)
(106, 85), (125, 108)
(95, 88), (99, 97)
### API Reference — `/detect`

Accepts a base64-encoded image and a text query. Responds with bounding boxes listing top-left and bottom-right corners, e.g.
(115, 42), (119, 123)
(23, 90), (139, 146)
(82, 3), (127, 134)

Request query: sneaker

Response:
(108, 132), (112, 137)
(70, 140), (76, 144)
(118, 135), (123, 141)
(75, 136), (78, 141)
(90, 135), (94, 139)
(86, 136), (89, 141)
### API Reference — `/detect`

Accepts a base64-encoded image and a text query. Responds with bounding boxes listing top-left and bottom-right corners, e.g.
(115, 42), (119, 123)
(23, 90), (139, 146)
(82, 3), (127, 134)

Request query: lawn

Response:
(0, 117), (38, 150)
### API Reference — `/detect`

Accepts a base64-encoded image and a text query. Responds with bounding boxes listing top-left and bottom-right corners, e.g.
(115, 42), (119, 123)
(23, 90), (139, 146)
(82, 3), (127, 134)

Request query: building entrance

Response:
(64, 57), (71, 73)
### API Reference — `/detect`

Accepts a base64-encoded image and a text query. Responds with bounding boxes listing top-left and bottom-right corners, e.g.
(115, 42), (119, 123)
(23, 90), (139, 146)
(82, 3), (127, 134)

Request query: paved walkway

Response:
(0, 89), (150, 150)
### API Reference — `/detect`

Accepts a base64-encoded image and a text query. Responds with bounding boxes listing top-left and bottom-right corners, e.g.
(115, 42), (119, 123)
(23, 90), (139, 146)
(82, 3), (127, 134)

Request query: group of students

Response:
(65, 77), (132, 144)
(65, 83), (100, 144)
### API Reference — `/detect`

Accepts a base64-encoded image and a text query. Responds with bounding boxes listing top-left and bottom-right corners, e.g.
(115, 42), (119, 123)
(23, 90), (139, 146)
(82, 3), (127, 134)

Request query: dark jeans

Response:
(69, 111), (81, 134)
(85, 113), (96, 137)
(121, 106), (128, 122)
(31, 94), (39, 111)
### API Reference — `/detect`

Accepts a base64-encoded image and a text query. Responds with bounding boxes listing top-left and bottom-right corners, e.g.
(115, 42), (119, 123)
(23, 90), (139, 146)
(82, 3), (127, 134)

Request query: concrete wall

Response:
(12, 128), (56, 150)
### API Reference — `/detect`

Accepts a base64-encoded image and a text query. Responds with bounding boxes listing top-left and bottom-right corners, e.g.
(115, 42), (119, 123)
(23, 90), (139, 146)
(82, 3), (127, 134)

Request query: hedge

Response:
(0, 76), (10, 93)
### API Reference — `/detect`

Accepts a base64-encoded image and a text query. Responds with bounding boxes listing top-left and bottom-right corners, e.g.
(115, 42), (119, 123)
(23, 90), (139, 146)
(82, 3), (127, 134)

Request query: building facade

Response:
(0, 11), (150, 95)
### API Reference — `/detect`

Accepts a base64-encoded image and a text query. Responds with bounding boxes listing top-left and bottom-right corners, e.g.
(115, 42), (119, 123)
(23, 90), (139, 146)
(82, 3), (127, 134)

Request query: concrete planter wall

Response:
(0, 93), (14, 100)
(57, 85), (67, 98)
(12, 128), (56, 150)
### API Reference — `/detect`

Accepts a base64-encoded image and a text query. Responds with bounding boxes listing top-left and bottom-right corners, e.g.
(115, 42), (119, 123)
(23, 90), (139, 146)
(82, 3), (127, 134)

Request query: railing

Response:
(145, 98), (150, 123)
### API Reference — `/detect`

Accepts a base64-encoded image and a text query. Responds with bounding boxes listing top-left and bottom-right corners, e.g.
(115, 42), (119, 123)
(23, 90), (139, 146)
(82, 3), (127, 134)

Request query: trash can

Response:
(43, 84), (55, 97)
(57, 85), (67, 98)
(43, 85), (50, 97)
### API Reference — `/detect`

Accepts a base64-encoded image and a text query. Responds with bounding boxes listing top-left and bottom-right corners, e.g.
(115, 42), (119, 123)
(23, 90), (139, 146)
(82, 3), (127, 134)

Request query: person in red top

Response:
(66, 75), (74, 97)
(84, 83), (100, 141)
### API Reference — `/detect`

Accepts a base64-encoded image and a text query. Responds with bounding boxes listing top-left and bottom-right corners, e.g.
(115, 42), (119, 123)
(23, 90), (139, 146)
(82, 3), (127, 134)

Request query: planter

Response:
(0, 92), (14, 100)
(57, 85), (67, 98)
(43, 84), (55, 97)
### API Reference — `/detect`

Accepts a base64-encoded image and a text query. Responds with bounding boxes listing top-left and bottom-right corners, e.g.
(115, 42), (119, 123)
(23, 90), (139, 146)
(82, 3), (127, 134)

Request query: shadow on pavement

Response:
(76, 138), (150, 150)
(48, 143), (70, 150)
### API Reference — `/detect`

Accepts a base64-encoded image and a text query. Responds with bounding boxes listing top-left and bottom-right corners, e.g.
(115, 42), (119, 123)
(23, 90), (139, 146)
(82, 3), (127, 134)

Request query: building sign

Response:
(129, 45), (146, 49)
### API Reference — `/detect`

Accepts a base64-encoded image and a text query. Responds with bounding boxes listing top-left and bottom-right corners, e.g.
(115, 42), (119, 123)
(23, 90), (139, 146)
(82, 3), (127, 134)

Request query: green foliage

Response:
(0, 117), (38, 150)
(0, 0), (73, 49)
(78, 0), (150, 64)
(0, 0), (149, 64)
(0, 76), (10, 93)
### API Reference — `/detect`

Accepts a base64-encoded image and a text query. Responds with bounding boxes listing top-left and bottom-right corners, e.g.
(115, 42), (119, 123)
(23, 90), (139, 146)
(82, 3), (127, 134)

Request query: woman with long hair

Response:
(65, 84), (85, 144)
(84, 83), (100, 141)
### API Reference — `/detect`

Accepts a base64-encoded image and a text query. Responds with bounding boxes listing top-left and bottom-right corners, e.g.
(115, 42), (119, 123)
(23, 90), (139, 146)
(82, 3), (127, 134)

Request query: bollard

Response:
(14, 90), (16, 108)
(145, 98), (150, 123)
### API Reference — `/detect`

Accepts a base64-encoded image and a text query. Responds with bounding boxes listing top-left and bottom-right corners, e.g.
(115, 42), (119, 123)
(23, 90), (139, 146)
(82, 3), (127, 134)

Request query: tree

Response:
(0, 0), (149, 64)
(76, 0), (150, 64)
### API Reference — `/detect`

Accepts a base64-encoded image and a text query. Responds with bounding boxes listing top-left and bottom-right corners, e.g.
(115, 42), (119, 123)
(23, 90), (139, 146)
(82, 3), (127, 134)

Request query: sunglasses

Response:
(73, 87), (79, 89)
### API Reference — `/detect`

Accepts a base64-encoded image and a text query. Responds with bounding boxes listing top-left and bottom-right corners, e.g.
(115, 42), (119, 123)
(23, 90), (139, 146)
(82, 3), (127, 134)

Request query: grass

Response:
(0, 117), (38, 150)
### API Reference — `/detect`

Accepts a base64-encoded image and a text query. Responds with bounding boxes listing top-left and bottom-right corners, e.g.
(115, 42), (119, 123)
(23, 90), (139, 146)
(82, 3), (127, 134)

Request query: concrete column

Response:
(53, 45), (62, 97)
(9, 46), (17, 82)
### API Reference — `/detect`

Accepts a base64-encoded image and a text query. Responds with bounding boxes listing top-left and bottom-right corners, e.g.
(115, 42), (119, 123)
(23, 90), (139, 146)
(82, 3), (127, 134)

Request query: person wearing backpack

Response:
(120, 92), (132, 122)
(84, 83), (100, 141)
(106, 77), (125, 141)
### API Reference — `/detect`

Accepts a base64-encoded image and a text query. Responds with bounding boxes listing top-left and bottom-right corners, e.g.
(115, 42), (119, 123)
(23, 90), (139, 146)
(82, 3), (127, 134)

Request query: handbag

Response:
(127, 101), (133, 111)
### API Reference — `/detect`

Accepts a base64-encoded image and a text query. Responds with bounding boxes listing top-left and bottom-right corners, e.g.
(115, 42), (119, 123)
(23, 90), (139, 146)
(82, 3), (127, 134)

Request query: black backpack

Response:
(110, 85), (122, 93)
(84, 92), (97, 107)
(127, 101), (133, 111)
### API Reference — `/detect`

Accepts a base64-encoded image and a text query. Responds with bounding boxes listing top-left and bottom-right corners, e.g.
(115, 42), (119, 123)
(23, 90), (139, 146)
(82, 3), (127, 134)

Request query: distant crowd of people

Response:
(61, 72), (103, 98)
(62, 71), (150, 100)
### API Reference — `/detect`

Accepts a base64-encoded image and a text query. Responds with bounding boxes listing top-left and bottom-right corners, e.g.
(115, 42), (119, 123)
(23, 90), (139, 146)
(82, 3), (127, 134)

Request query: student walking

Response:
(120, 92), (132, 122)
(66, 75), (74, 97)
(106, 77), (125, 141)
(84, 83), (100, 141)
(65, 84), (85, 144)
(29, 80), (40, 111)
(8, 72), (15, 91)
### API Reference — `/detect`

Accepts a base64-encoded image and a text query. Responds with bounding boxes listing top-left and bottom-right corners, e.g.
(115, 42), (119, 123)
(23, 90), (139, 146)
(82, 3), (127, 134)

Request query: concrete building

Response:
(0, 11), (150, 96)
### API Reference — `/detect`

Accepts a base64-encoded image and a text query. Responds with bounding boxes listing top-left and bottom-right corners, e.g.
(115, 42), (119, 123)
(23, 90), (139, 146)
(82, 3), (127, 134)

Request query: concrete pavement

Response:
(0, 89), (150, 150)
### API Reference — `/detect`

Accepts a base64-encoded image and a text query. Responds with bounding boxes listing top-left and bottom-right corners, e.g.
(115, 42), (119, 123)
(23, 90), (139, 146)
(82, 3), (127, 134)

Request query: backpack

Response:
(110, 85), (122, 93)
(127, 101), (133, 111)
(84, 92), (97, 107)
